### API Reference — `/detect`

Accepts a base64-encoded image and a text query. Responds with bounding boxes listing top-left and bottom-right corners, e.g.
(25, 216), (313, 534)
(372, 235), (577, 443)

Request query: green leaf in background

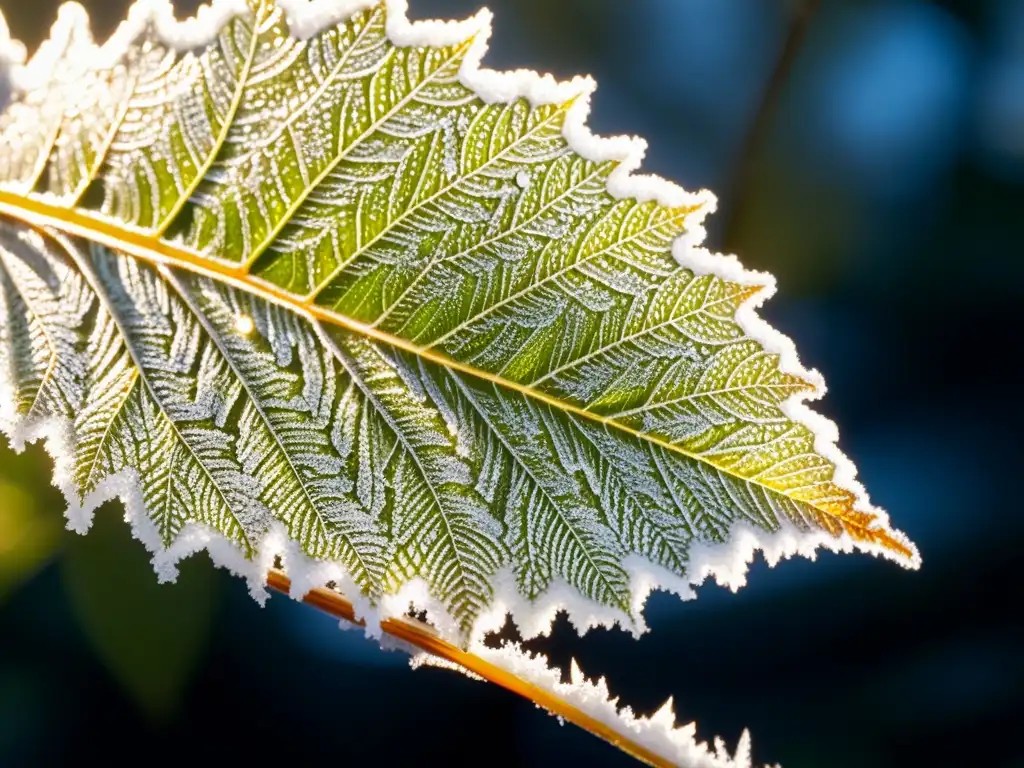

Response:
(0, 442), (61, 602)
(62, 505), (217, 723)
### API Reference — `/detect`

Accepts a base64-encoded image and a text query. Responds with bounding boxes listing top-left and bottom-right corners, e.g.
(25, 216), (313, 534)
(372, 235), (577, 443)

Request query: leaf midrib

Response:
(0, 189), (913, 560)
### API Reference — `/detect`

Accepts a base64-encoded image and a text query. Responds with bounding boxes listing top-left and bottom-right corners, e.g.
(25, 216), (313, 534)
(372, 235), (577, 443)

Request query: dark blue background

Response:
(0, 1), (1020, 766)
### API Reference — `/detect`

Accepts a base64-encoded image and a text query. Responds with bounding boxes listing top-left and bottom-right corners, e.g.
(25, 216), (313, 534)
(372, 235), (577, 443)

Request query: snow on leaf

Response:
(0, 1), (918, 765)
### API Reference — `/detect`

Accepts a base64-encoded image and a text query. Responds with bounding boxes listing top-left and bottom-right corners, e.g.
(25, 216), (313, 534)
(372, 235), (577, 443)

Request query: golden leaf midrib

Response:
(0, 189), (914, 561)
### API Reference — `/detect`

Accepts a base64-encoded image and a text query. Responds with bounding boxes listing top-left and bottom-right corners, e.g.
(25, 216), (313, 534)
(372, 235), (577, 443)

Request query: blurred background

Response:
(1, 0), (1021, 765)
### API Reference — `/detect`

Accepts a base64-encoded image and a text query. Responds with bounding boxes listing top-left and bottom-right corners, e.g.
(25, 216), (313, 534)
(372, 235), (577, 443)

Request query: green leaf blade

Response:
(92, 6), (263, 230)
(0, 3), (923, 762)
(0, 0), (916, 671)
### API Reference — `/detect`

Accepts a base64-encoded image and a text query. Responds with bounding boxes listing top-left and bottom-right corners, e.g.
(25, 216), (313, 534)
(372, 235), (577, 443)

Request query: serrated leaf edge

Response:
(0, 3), (922, 765)
(0, 0), (919, 571)
(0, 0), (919, 656)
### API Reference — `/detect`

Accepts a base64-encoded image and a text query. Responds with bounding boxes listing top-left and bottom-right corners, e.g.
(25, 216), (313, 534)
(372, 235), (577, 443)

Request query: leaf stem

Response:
(265, 568), (675, 768)
(720, 0), (822, 250)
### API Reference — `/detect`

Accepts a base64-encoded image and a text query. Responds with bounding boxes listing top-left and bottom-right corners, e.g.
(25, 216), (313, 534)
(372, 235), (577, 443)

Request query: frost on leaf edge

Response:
(0, 0), (919, 641)
(0, 2), (916, 763)
(0, 413), (772, 768)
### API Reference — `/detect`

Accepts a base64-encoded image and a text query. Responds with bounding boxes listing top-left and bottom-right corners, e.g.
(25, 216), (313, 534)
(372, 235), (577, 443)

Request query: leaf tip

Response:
(879, 525), (922, 570)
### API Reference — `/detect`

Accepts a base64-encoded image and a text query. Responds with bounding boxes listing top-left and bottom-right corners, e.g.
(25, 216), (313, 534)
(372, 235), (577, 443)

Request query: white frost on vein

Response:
(408, 652), (485, 681)
(0, 397), (766, 768)
(472, 644), (762, 768)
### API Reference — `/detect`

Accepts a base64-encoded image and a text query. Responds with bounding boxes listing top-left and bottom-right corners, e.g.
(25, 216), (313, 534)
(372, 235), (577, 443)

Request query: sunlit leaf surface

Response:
(0, 2), (918, 764)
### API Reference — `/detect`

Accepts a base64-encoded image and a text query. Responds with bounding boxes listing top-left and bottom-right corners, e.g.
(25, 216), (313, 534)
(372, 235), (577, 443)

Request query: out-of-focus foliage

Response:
(0, 442), (60, 601)
(61, 509), (217, 722)
(0, 437), (215, 723)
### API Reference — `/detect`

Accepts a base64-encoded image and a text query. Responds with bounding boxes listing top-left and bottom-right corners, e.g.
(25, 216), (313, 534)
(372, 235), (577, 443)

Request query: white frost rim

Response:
(0, 0), (919, 570)
(0, 2), (922, 764)
(0, 412), (765, 768)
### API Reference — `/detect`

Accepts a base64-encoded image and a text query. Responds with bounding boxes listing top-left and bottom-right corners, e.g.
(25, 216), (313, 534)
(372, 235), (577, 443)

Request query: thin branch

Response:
(265, 569), (674, 768)
(720, 0), (823, 250)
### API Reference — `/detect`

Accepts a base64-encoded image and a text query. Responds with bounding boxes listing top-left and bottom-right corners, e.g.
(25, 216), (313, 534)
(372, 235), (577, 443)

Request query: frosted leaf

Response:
(0, 2), (918, 765)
